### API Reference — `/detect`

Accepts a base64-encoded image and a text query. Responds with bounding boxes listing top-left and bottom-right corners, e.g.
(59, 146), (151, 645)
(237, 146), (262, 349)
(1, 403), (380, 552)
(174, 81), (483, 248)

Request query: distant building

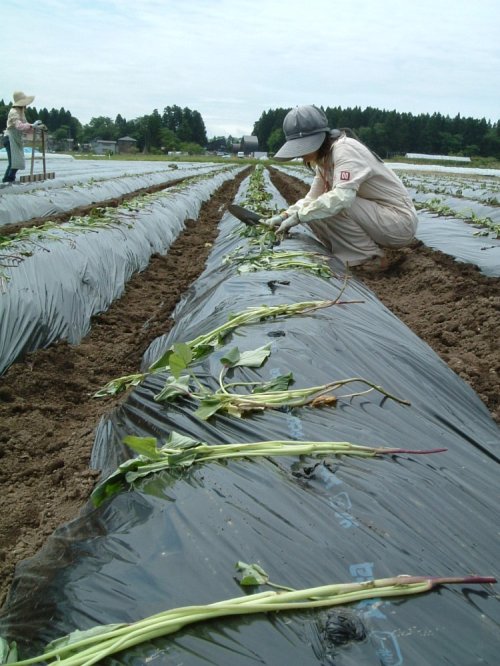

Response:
(91, 139), (117, 155)
(46, 136), (74, 153)
(241, 135), (259, 156)
(405, 153), (471, 163)
(117, 136), (137, 154)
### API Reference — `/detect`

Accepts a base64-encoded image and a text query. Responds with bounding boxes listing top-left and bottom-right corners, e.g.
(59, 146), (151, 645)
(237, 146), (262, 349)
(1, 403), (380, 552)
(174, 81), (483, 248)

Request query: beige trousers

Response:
(307, 196), (418, 266)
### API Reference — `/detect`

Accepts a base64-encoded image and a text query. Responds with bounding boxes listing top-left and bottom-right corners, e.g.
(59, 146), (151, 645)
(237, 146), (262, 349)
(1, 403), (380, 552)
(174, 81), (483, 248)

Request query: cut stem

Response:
(6, 575), (494, 666)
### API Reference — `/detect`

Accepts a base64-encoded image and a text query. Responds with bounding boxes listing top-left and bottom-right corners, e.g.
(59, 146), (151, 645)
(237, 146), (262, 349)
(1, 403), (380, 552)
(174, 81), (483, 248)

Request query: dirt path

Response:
(0, 171), (249, 607)
(0, 167), (498, 608)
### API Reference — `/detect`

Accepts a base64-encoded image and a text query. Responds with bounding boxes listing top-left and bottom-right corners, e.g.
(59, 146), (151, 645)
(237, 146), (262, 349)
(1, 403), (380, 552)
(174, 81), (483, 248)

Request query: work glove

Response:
(276, 212), (300, 234)
(259, 212), (287, 227)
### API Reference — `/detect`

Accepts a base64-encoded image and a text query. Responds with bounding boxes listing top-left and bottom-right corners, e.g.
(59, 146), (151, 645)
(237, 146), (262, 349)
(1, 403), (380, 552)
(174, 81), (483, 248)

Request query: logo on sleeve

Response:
(340, 171), (351, 181)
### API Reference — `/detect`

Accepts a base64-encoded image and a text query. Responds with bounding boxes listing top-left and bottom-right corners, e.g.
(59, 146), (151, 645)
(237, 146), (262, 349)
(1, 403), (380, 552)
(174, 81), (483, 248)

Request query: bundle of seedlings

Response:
(223, 247), (334, 278)
(90, 429), (446, 507)
(0, 565), (494, 665)
(95, 294), (361, 397)
(152, 342), (411, 420)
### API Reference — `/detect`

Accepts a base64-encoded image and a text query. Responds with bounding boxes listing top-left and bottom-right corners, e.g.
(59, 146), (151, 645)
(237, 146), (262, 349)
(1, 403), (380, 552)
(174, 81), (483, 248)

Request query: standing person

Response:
(263, 105), (418, 272)
(2, 91), (43, 184)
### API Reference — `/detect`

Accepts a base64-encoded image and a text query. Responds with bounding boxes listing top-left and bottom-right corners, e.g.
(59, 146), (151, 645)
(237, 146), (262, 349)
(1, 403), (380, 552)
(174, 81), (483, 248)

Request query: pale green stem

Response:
(9, 577), (492, 666)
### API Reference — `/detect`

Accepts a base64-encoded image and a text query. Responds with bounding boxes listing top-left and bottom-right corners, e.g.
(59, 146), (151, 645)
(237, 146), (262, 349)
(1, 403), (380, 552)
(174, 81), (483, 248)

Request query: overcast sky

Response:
(2, 0), (499, 137)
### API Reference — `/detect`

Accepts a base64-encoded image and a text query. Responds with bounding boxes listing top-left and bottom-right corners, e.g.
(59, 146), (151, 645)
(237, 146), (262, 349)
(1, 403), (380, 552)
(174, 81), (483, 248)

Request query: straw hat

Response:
(12, 91), (35, 107)
(274, 105), (329, 160)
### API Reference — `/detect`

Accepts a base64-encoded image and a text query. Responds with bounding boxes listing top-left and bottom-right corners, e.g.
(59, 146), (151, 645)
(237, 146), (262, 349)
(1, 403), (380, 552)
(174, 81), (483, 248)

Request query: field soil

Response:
(0, 168), (499, 608)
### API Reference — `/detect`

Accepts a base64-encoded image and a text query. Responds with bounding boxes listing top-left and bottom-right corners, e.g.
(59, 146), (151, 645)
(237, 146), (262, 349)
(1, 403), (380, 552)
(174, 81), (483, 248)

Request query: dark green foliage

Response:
(252, 105), (500, 159)
(0, 100), (207, 154)
(1, 97), (498, 158)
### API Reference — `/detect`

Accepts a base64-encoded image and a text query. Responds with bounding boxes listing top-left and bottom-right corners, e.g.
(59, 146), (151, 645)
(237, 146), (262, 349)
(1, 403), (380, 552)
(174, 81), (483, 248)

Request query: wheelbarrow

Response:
(19, 128), (55, 183)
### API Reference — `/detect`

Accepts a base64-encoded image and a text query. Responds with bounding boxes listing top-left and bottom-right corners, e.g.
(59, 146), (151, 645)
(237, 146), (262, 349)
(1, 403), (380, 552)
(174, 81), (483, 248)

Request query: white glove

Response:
(259, 212), (287, 227)
(32, 120), (43, 127)
(277, 212), (300, 234)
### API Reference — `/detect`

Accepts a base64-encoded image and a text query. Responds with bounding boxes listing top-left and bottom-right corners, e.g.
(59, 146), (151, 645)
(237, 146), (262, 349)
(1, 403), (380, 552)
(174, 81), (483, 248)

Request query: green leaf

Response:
(191, 343), (216, 362)
(91, 456), (162, 506)
(93, 372), (146, 397)
(123, 436), (161, 460)
(162, 431), (201, 451)
(0, 638), (17, 664)
(148, 347), (174, 371)
(163, 449), (198, 468)
(125, 467), (164, 483)
(234, 344), (271, 368)
(169, 343), (193, 379)
(252, 372), (294, 393)
(173, 341), (191, 360)
(194, 397), (226, 420)
(91, 471), (128, 508)
(235, 561), (270, 586)
(220, 347), (241, 367)
(155, 375), (191, 402)
(217, 329), (233, 343)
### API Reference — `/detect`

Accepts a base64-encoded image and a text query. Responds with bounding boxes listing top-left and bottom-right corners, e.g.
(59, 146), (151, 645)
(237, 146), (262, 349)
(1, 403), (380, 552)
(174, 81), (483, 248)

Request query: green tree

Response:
(179, 141), (205, 155)
(481, 124), (500, 159)
(253, 108), (290, 151)
(69, 116), (83, 143)
(162, 105), (183, 132)
(115, 114), (128, 137)
(147, 109), (163, 150)
(267, 128), (285, 154)
(52, 126), (71, 151)
(83, 116), (118, 141)
(190, 110), (207, 146)
(160, 128), (180, 152)
(177, 117), (192, 142)
(0, 99), (9, 130)
(438, 132), (463, 154)
(206, 136), (228, 152)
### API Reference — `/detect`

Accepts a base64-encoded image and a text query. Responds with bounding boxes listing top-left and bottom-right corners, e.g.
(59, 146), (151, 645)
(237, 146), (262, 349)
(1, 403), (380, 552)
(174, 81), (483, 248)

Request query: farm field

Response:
(0, 159), (498, 664)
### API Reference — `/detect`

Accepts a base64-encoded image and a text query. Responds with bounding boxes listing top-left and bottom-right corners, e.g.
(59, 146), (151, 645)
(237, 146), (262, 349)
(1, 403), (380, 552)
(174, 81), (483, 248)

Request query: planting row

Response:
(0, 167), (245, 374)
(1, 166), (498, 664)
(398, 171), (500, 204)
(0, 158), (234, 226)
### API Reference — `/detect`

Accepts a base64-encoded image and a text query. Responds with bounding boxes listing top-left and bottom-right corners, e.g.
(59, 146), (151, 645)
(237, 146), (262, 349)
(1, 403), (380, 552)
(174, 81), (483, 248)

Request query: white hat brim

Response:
(12, 95), (35, 107)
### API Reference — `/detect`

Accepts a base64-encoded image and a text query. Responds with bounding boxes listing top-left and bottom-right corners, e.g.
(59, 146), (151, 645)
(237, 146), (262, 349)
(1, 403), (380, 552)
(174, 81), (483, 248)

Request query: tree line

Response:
(253, 106), (500, 159)
(0, 102), (209, 154)
(1, 99), (499, 158)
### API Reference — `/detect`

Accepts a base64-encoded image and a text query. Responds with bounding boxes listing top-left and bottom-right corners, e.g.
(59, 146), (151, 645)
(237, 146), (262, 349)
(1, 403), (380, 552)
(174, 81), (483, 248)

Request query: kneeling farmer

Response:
(264, 105), (418, 271)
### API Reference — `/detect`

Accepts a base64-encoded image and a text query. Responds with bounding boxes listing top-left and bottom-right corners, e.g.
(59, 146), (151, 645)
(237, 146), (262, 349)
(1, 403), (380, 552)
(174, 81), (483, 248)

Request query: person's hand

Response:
(32, 120), (43, 127)
(259, 212), (287, 227)
(277, 212), (300, 234)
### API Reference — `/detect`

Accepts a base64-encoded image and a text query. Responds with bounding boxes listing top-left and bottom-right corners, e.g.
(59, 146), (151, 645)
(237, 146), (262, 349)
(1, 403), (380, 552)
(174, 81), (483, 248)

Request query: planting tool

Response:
(228, 203), (262, 226)
(20, 128), (55, 183)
